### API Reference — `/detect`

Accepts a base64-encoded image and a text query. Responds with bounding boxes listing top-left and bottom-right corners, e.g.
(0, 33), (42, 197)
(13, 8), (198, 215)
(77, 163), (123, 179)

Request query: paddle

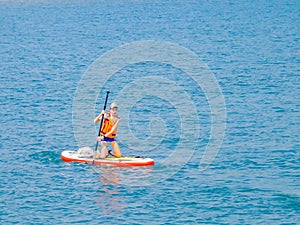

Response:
(95, 91), (110, 153)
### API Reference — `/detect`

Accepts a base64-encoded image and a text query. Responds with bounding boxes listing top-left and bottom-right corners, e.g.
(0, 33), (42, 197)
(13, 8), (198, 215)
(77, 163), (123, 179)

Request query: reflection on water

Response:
(99, 166), (122, 185)
(95, 167), (123, 217)
(93, 165), (154, 216)
(94, 165), (154, 186)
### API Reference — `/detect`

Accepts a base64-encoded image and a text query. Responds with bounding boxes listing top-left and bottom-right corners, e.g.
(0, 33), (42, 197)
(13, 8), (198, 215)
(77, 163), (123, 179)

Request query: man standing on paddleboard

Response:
(94, 102), (122, 159)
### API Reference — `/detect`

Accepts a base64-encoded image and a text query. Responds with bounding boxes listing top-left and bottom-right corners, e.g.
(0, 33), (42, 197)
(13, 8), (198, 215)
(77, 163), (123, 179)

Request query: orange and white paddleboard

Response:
(61, 149), (154, 167)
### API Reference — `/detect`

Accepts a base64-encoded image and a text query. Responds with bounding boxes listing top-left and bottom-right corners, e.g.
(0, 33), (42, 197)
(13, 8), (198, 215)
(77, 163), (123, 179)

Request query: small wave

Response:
(30, 150), (62, 164)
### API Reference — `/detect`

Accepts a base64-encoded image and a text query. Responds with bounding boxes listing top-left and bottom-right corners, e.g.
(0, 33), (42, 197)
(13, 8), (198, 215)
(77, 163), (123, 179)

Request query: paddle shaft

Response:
(95, 91), (110, 151)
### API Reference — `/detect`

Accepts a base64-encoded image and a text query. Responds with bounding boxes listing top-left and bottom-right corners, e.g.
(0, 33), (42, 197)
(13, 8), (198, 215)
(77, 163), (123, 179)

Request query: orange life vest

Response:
(100, 113), (119, 138)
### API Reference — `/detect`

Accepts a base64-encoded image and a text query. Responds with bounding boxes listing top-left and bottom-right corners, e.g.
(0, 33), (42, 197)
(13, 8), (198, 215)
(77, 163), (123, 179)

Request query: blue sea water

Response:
(0, 0), (299, 224)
